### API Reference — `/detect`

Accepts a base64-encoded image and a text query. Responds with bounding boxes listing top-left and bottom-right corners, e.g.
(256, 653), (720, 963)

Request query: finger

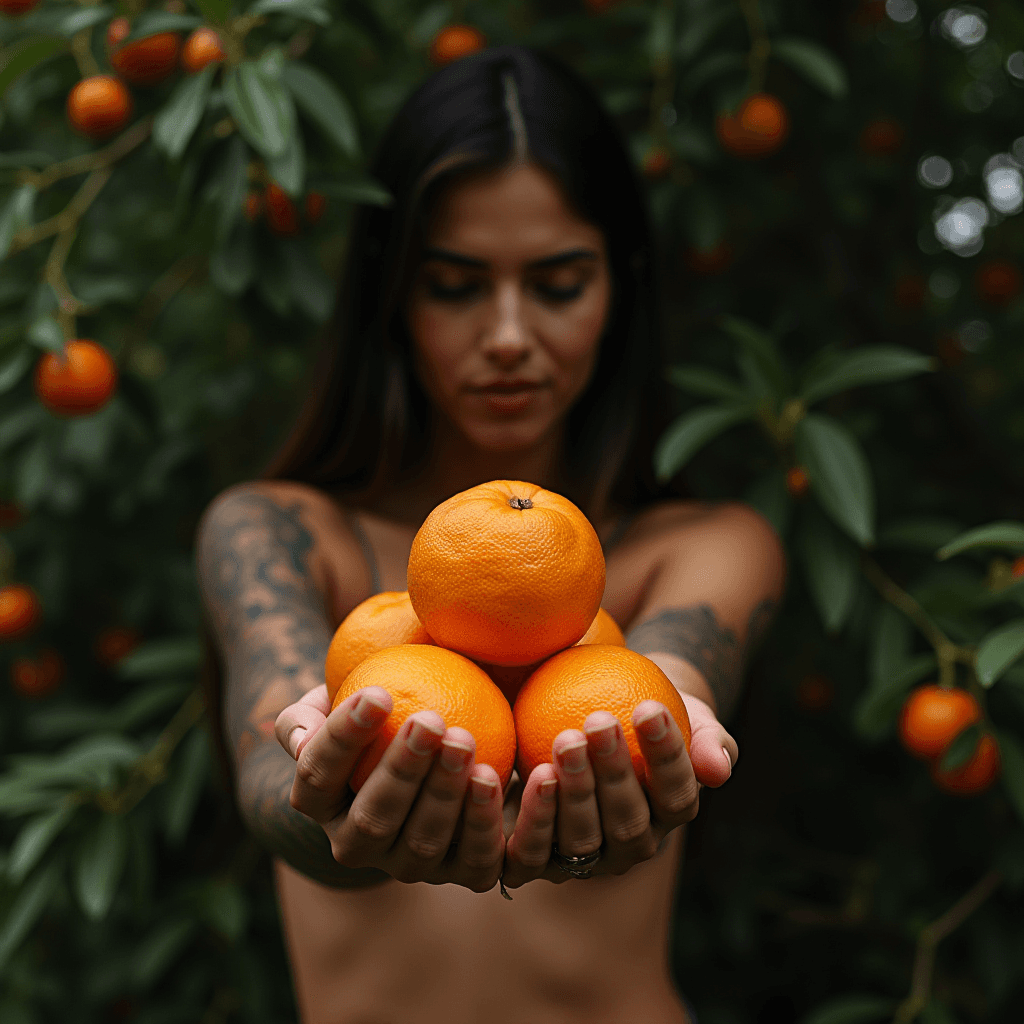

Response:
(552, 728), (602, 858)
(448, 763), (506, 892)
(682, 694), (737, 787)
(632, 700), (700, 826)
(501, 764), (559, 889)
(392, 726), (477, 875)
(289, 687), (392, 823)
(583, 711), (654, 859)
(276, 691), (329, 759)
(337, 710), (446, 862)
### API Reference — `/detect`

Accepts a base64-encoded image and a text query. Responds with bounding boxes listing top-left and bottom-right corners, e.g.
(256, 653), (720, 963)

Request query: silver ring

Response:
(551, 842), (602, 879)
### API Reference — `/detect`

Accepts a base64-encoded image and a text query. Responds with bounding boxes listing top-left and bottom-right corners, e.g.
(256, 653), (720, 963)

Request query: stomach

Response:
(274, 830), (690, 1024)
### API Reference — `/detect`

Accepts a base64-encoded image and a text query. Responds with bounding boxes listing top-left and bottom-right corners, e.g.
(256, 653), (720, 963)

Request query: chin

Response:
(464, 418), (553, 455)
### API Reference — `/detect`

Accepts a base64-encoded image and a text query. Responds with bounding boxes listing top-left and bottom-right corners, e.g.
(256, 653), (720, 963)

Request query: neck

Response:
(368, 420), (565, 526)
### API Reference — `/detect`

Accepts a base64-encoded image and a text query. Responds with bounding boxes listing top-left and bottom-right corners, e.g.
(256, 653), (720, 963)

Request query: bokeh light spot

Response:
(934, 197), (988, 255)
(983, 155), (1024, 215)
(918, 155), (953, 188)
(928, 269), (960, 299)
(958, 319), (991, 352)
(940, 7), (987, 48)
(885, 0), (918, 23)
(1008, 52), (1024, 80)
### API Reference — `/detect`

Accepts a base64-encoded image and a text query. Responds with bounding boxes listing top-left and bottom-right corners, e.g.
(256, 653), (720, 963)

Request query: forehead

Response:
(424, 163), (605, 261)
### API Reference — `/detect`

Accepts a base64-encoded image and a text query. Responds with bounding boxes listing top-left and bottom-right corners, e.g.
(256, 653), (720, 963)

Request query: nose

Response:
(481, 280), (529, 369)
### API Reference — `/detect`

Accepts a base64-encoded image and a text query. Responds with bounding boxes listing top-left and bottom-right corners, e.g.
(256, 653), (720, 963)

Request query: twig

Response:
(70, 29), (101, 78)
(892, 870), (1002, 1024)
(738, 0), (771, 94)
(119, 253), (204, 364)
(95, 689), (207, 816)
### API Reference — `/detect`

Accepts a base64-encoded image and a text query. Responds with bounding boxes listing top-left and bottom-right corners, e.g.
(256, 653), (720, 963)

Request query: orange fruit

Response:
(975, 260), (1022, 306)
(685, 242), (734, 276)
(513, 645), (691, 785)
(108, 18), (181, 86)
(34, 340), (117, 416)
(1011, 555), (1024, 580)
(324, 591), (433, 705)
(0, 500), (24, 531)
(0, 0), (40, 14)
(858, 118), (904, 156)
(930, 733), (1001, 795)
(265, 183), (299, 236)
(94, 626), (140, 668)
(0, 584), (41, 640)
(898, 684), (981, 761)
(11, 649), (64, 698)
(576, 607), (625, 647)
(243, 191), (263, 222)
(785, 466), (810, 498)
(795, 673), (834, 712)
(181, 27), (224, 74)
(429, 25), (486, 66)
(407, 480), (605, 667)
(304, 191), (327, 224)
(331, 645), (516, 791)
(67, 76), (132, 139)
(716, 93), (789, 159)
(643, 147), (671, 179)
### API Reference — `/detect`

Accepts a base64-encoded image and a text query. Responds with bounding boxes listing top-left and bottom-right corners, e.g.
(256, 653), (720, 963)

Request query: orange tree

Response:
(1, 0), (1023, 1021)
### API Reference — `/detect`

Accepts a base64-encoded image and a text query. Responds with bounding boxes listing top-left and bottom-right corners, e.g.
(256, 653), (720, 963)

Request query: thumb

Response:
(679, 693), (737, 789)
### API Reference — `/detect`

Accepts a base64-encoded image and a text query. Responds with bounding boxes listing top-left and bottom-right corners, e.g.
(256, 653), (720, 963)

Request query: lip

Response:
(467, 380), (546, 415)
(468, 379), (545, 393)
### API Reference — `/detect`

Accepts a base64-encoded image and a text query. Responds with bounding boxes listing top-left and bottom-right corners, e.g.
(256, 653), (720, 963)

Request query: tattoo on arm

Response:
(626, 598), (777, 721)
(197, 491), (386, 888)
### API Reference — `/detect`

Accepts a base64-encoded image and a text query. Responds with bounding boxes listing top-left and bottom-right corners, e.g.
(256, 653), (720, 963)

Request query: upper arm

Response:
(196, 484), (334, 769)
(624, 503), (786, 720)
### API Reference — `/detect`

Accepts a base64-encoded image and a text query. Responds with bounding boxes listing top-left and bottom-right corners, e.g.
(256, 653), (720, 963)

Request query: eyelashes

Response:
(424, 279), (586, 304)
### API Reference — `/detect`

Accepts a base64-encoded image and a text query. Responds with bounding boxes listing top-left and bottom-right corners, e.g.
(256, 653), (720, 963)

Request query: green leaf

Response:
(280, 238), (333, 322)
(666, 365), (747, 401)
(10, 735), (140, 790)
(133, 919), (196, 989)
(0, 150), (53, 169)
(7, 802), (74, 884)
(797, 506), (860, 633)
(0, 348), (31, 395)
(772, 37), (849, 99)
(56, 6), (114, 36)
(164, 728), (210, 845)
(799, 346), (935, 405)
(0, 405), (46, 451)
(996, 731), (1024, 824)
(744, 468), (790, 537)
(314, 176), (392, 207)
(803, 994), (896, 1024)
(976, 619), (1024, 687)
(0, 37), (68, 97)
(266, 128), (305, 197)
(125, 11), (202, 40)
(196, 879), (248, 941)
(795, 414), (875, 546)
(74, 814), (129, 920)
(877, 517), (965, 552)
(16, 436), (50, 507)
(192, 0), (232, 24)
(677, 5), (740, 63)
(938, 724), (982, 771)
(210, 220), (256, 296)
(153, 65), (216, 161)
(682, 51), (746, 94)
(282, 61), (360, 158)
(654, 403), (756, 482)
(0, 183), (37, 260)
(248, 0), (330, 24)
(213, 135), (249, 244)
(223, 61), (295, 159)
(937, 521), (1024, 560)
(719, 315), (788, 398)
(26, 316), (64, 354)
(0, 861), (61, 970)
(118, 637), (201, 679)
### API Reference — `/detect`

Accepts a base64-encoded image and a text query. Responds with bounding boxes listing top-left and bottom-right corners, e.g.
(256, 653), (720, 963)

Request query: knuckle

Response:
(606, 811), (651, 847)
(659, 780), (700, 820)
(347, 804), (393, 843)
(403, 833), (448, 863)
(294, 756), (333, 793)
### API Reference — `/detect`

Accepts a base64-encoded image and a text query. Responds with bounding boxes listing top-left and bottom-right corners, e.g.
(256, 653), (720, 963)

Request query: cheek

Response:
(408, 303), (472, 398)
(546, 282), (610, 386)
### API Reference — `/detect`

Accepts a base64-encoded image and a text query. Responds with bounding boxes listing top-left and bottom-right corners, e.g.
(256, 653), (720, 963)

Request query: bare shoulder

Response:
(196, 480), (374, 627)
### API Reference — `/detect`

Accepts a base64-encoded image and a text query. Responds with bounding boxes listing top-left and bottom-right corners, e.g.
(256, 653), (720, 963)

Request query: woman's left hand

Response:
(500, 692), (736, 889)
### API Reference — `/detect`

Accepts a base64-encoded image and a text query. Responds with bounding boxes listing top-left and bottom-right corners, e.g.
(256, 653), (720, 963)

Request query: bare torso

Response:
(273, 501), (701, 1024)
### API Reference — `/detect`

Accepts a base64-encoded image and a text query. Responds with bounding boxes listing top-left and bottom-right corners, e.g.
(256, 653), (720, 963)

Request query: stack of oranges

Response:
(326, 480), (691, 791)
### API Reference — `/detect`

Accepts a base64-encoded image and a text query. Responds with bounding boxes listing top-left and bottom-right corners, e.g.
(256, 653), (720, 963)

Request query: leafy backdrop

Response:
(1, 1), (1023, 1022)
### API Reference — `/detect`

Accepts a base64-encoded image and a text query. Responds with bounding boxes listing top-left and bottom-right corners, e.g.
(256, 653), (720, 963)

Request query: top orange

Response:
(430, 25), (486, 66)
(407, 480), (605, 667)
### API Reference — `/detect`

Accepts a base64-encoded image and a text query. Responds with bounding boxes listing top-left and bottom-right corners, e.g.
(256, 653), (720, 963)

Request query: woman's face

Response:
(407, 163), (611, 454)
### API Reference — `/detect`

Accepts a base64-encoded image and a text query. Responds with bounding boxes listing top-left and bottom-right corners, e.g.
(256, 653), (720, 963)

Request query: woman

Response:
(197, 46), (785, 1024)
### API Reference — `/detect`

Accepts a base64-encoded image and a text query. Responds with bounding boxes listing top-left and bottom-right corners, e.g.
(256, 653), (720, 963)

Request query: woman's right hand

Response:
(275, 685), (511, 892)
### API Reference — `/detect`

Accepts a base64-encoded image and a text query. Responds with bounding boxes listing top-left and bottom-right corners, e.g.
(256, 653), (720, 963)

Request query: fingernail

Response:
(557, 740), (589, 774)
(440, 739), (473, 772)
(636, 709), (667, 742)
(287, 726), (307, 759)
(406, 718), (444, 755)
(722, 746), (734, 775)
(471, 776), (497, 804)
(585, 723), (618, 757)
(349, 693), (389, 728)
(539, 779), (557, 802)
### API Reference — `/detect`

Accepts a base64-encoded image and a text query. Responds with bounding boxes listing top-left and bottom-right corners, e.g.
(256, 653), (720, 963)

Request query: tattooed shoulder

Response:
(625, 598), (777, 721)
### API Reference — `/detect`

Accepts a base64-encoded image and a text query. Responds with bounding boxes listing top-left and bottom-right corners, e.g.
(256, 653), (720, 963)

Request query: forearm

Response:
(238, 741), (389, 889)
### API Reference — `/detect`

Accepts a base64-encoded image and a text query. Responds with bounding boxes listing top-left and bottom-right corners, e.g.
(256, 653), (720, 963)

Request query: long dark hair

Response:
(264, 44), (665, 519)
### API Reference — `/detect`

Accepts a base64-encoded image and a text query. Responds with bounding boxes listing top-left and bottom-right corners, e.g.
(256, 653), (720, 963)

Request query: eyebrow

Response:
(421, 246), (600, 270)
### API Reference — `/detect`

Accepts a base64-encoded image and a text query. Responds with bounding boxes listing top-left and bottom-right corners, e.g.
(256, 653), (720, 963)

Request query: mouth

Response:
(469, 379), (545, 394)
(468, 380), (547, 415)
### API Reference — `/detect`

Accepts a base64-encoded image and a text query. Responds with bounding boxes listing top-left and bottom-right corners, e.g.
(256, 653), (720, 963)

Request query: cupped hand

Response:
(275, 685), (512, 892)
(500, 692), (737, 889)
